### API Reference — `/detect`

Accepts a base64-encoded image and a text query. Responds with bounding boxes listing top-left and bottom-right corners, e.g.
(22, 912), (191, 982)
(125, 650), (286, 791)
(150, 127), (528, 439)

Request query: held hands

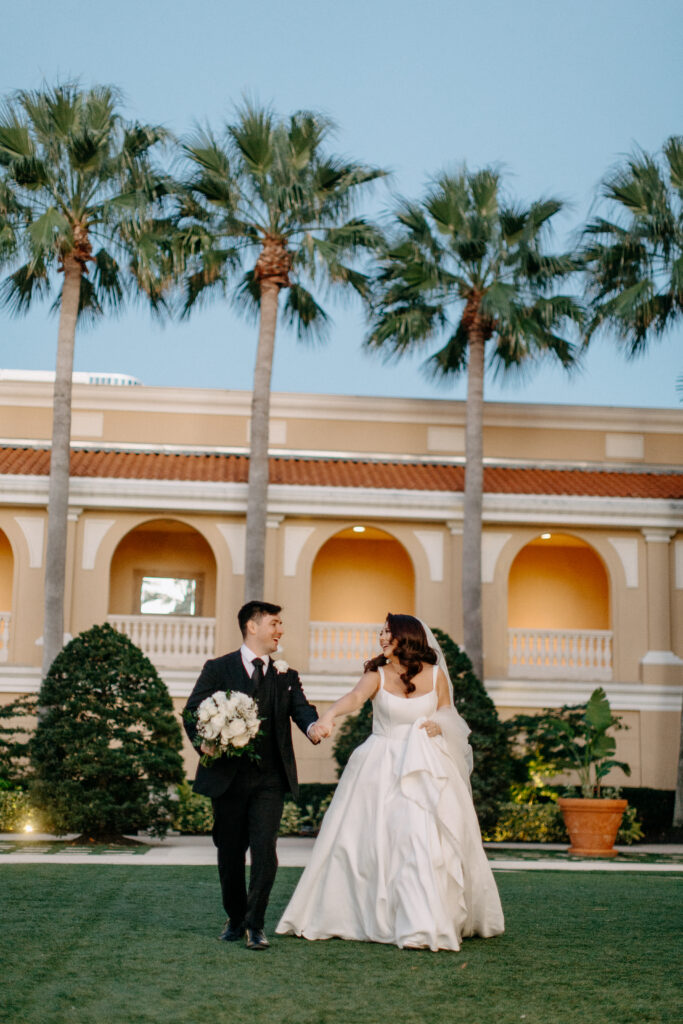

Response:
(419, 719), (442, 739)
(309, 714), (335, 744)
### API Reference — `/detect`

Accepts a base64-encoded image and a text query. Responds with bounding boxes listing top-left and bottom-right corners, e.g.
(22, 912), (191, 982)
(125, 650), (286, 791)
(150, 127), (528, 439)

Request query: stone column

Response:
(264, 514), (284, 603)
(640, 528), (683, 684)
(64, 506), (82, 645)
(446, 519), (463, 644)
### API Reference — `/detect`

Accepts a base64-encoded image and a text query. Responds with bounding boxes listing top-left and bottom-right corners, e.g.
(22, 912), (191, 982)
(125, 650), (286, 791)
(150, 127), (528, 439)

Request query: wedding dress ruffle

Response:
(276, 669), (504, 951)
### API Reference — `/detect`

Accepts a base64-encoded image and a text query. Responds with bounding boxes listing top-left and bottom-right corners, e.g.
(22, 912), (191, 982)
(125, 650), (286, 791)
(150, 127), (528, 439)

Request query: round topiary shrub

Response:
(432, 628), (514, 832)
(30, 623), (184, 841)
(332, 628), (513, 832)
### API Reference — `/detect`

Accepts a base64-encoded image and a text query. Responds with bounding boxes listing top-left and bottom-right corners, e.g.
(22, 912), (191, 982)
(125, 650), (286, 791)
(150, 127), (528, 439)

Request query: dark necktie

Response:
(251, 657), (265, 696)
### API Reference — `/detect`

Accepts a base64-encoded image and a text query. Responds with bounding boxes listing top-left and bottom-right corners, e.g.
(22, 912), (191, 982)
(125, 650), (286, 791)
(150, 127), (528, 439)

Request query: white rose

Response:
(197, 704), (212, 723)
(231, 732), (251, 748)
(273, 659), (289, 674)
(202, 719), (221, 741)
(227, 719), (248, 739)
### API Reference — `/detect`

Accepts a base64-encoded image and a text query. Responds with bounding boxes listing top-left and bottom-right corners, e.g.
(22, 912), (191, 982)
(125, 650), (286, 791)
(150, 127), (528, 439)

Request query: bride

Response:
(276, 614), (504, 951)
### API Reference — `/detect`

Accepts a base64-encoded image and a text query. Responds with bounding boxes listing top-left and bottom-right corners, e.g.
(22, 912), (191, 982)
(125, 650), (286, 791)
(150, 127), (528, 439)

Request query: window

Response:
(139, 576), (200, 616)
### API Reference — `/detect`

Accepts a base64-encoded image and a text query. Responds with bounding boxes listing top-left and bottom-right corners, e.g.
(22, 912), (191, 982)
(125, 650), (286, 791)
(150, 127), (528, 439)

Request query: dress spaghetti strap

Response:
(432, 664), (438, 691)
(378, 665), (386, 689)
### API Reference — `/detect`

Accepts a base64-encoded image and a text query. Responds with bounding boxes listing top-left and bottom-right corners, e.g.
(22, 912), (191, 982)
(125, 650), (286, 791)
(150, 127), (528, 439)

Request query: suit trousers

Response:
(211, 763), (286, 930)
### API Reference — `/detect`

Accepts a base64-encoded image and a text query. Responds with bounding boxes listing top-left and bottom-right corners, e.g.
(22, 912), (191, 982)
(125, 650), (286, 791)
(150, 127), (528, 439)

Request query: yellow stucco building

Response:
(0, 374), (681, 789)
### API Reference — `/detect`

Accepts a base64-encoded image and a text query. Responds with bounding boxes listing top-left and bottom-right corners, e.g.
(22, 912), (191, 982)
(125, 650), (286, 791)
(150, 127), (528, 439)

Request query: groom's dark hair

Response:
(238, 600), (282, 638)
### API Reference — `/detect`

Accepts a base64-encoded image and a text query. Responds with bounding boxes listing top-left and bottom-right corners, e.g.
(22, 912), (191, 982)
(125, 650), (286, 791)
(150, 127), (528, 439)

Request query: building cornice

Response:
(1, 474), (681, 531)
(1, 380), (681, 433)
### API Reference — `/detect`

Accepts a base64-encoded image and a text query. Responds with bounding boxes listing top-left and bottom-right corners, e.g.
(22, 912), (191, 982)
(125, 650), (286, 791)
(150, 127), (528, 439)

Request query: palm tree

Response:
(0, 83), (172, 675)
(581, 138), (683, 827)
(367, 168), (583, 681)
(176, 102), (386, 600)
(583, 135), (683, 353)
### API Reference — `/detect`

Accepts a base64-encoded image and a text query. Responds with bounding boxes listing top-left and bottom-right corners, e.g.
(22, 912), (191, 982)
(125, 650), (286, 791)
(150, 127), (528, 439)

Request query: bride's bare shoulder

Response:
(355, 668), (380, 695)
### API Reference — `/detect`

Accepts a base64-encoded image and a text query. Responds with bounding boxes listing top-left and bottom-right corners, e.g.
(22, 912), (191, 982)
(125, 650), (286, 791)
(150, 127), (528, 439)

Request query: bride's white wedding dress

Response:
(276, 666), (504, 951)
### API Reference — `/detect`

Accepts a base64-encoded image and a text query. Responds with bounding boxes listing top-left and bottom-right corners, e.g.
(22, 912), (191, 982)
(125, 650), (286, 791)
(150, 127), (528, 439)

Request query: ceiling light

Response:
(352, 526), (366, 533)
(541, 533), (551, 540)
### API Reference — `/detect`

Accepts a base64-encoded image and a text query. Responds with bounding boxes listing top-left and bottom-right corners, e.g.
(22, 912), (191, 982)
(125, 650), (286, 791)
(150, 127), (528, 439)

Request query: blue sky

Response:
(0, 0), (681, 408)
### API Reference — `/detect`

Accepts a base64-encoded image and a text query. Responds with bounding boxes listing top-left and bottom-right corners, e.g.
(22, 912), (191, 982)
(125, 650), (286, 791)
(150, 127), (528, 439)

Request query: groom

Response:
(183, 600), (322, 950)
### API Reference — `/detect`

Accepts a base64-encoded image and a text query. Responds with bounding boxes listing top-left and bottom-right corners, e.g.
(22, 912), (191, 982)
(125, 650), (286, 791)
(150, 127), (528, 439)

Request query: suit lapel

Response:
(224, 651), (252, 695)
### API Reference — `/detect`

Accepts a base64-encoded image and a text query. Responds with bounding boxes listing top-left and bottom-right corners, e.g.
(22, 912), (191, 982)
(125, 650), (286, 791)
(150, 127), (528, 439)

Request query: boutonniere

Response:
(273, 658), (289, 674)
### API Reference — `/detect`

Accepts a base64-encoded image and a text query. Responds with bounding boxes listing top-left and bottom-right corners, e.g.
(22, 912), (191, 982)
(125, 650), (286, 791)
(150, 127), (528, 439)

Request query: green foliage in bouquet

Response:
(332, 628), (514, 832)
(31, 624), (184, 840)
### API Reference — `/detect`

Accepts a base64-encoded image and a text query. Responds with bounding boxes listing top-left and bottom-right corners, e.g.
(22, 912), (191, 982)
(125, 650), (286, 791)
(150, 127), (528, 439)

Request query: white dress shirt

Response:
(239, 643), (317, 741)
(240, 644), (270, 677)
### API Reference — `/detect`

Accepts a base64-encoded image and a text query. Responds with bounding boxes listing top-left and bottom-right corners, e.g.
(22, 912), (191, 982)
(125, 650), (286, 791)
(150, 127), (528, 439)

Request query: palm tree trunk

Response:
(462, 326), (485, 682)
(244, 279), (280, 601)
(42, 256), (81, 676)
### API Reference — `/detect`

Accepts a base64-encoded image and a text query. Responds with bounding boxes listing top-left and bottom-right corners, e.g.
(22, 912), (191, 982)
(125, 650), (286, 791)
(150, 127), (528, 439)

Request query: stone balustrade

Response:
(508, 628), (613, 681)
(107, 614), (216, 668)
(309, 621), (383, 673)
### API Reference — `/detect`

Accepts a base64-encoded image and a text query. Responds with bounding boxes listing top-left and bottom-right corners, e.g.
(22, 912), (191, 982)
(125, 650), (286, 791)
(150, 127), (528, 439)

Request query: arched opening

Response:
(107, 519), (217, 668)
(507, 533), (612, 679)
(0, 529), (14, 662)
(309, 526), (415, 671)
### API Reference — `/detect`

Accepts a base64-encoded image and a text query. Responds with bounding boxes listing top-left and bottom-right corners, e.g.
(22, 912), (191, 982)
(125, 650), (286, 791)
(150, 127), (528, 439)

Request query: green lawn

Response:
(1, 866), (681, 1024)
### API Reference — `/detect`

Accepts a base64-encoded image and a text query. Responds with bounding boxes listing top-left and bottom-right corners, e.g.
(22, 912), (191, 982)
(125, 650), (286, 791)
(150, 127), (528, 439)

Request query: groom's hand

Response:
(308, 720), (330, 743)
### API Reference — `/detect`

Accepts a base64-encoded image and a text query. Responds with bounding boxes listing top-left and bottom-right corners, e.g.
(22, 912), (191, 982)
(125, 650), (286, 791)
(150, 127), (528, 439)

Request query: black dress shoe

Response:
(245, 927), (270, 950)
(219, 920), (245, 942)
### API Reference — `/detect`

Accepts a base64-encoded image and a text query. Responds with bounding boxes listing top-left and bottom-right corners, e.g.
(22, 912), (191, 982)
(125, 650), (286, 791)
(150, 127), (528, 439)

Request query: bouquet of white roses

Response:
(187, 690), (262, 765)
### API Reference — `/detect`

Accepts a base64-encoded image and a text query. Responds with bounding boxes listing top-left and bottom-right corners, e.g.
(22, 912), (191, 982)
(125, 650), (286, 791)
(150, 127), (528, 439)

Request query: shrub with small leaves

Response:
(0, 789), (37, 832)
(278, 794), (334, 835)
(486, 801), (567, 842)
(487, 795), (643, 844)
(0, 694), (36, 788)
(172, 780), (213, 834)
(30, 623), (184, 840)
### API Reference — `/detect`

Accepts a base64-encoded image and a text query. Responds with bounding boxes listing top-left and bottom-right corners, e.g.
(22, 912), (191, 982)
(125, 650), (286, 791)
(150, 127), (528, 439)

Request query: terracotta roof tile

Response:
(0, 446), (681, 499)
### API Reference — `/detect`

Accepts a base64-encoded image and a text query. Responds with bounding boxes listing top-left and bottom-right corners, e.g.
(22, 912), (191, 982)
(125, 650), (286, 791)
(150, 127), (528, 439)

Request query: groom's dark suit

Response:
(184, 649), (318, 931)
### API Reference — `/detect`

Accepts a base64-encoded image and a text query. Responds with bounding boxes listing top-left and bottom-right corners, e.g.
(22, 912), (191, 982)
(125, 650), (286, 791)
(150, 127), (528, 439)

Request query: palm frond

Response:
(281, 282), (330, 342)
(0, 258), (50, 314)
(366, 301), (445, 356)
(228, 100), (275, 176)
(424, 321), (469, 378)
(27, 207), (69, 253)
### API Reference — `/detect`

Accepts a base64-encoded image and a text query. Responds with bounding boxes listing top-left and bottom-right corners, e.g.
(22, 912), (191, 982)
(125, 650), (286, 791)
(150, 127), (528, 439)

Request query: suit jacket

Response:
(183, 651), (318, 800)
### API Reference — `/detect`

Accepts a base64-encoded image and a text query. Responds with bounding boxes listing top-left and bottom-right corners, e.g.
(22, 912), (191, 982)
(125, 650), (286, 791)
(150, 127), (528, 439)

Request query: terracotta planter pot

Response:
(558, 797), (628, 858)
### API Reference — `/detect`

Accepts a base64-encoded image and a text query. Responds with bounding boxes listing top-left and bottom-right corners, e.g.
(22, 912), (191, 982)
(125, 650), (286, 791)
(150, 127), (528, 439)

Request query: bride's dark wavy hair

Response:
(365, 613), (437, 695)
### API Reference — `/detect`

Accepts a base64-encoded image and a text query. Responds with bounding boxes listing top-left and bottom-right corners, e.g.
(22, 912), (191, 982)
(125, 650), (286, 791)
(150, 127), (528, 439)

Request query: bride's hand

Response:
(318, 713), (335, 738)
(310, 714), (334, 741)
(420, 720), (442, 738)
